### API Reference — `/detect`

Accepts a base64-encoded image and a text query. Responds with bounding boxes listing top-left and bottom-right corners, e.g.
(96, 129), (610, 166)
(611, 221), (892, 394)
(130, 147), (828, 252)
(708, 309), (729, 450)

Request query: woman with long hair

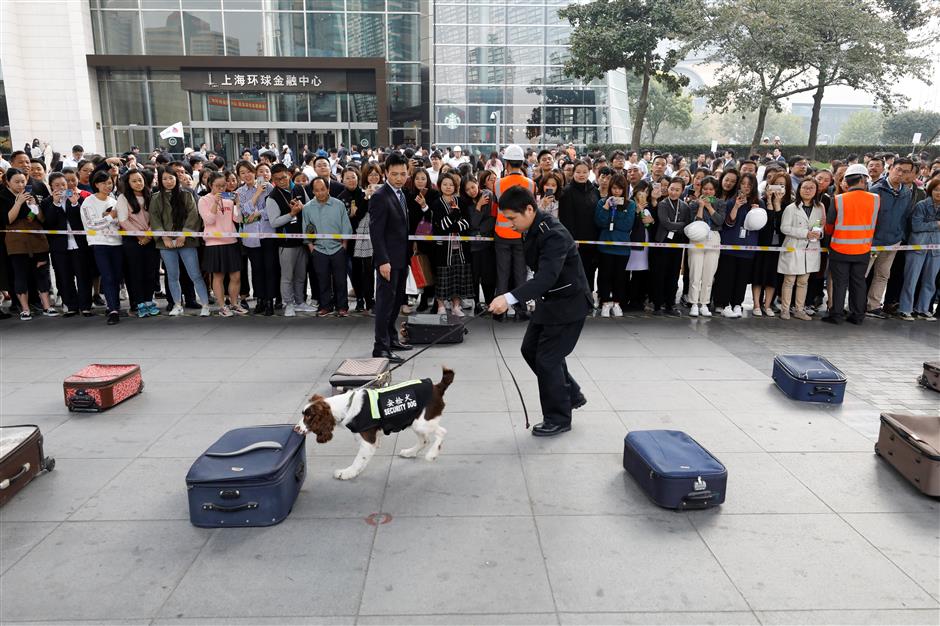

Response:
(751, 169), (791, 317)
(777, 177), (825, 321)
(115, 169), (160, 317)
(198, 171), (246, 317)
(406, 167), (441, 311)
(594, 174), (634, 317)
(685, 176), (725, 317)
(235, 159), (277, 315)
(80, 170), (124, 324)
(714, 172), (763, 318)
(149, 167), (210, 317)
(431, 172), (474, 315)
(625, 180), (656, 310)
(461, 174), (496, 313)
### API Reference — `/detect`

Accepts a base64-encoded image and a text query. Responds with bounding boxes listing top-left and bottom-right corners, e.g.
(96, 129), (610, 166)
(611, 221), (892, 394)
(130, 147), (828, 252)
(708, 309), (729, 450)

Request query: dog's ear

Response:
(303, 395), (335, 444)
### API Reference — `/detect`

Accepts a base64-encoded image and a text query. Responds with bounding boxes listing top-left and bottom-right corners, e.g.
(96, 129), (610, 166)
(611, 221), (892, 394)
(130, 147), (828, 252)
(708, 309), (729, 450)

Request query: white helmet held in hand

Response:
(684, 220), (711, 242)
(743, 207), (768, 231)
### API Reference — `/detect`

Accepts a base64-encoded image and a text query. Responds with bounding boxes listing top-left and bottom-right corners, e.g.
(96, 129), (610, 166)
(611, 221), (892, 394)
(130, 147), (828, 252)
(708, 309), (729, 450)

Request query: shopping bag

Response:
(410, 252), (435, 289)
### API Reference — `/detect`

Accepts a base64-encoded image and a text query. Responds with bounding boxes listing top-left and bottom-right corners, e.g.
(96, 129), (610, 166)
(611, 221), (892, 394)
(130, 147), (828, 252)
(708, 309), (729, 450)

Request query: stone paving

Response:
(0, 311), (938, 626)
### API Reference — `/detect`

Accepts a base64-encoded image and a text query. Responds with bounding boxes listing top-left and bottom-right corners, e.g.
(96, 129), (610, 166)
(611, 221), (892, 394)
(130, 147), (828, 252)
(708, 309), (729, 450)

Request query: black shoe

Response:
(264, 299), (274, 317)
(532, 422), (571, 437)
(81, 310), (94, 317)
(571, 394), (587, 410)
(93, 294), (105, 307)
(106, 311), (120, 325)
(416, 300), (429, 313)
(865, 308), (887, 319)
(390, 340), (413, 352)
(846, 315), (864, 325)
(254, 301), (265, 314)
(0, 309), (11, 320)
(666, 307), (681, 317)
(373, 350), (405, 364)
(184, 301), (202, 310)
(821, 315), (841, 325)
(474, 303), (486, 315)
(652, 309), (665, 316)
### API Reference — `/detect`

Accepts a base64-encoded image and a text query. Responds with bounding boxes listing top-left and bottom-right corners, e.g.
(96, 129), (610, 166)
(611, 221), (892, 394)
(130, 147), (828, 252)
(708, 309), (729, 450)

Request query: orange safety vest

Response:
(830, 190), (880, 255)
(493, 172), (535, 240)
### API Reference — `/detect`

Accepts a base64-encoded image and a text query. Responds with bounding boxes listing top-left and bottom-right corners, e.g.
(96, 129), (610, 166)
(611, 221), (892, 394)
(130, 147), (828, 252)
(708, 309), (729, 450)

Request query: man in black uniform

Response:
(488, 186), (592, 436)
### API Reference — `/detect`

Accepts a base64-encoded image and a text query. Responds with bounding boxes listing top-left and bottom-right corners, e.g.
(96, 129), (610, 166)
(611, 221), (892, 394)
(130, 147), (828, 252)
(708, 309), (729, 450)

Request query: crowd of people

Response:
(0, 137), (938, 326)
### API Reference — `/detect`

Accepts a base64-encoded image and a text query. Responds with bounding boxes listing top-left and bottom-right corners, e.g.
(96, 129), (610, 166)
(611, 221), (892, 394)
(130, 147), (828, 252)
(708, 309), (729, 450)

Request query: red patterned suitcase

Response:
(63, 364), (144, 412)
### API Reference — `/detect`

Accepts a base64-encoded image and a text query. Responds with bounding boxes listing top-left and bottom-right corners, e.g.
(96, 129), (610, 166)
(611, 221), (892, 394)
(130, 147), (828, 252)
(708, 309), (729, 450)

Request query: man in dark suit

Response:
(369, 152), (413, 363)
(488, 186), (592, 436)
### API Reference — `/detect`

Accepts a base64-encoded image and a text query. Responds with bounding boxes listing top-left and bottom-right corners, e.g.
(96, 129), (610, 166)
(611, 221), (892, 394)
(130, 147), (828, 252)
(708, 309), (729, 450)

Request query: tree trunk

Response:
(631, 60), (651, 152)
(750, 101), (770, 154)
(806, 71), (826, 160)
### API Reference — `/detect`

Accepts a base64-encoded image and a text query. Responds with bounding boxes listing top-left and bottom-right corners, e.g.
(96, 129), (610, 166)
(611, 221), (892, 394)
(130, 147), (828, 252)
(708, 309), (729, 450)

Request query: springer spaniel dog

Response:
(295, 367), (454, 480)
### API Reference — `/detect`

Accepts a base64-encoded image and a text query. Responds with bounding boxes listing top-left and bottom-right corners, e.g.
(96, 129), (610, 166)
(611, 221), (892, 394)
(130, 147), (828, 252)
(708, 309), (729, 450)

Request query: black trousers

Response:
(597, 253), (628, 303)
(626, 270), (650, 309)
(9, 254), (51, 295)
(122, 238), (160, 307)
(312, 248), (348, 311)
(649, 247), (683, 309)
(713, 255), (754, 308)
(374, 266), (408, 353)
(471, 245), (496, 305)
(883, 250), (905, 307)
(577, 244), (599, 295)
(829, 254), (868, 320)
(246, 240), (278, 300)
(51, 249), (92, 312)
(521, 318), (585, 427)
(352, 256), (375, 308)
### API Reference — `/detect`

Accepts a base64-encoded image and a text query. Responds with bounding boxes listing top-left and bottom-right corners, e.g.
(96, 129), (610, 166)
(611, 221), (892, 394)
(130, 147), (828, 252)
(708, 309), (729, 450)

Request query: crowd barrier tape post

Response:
(5, 229), (940, 253)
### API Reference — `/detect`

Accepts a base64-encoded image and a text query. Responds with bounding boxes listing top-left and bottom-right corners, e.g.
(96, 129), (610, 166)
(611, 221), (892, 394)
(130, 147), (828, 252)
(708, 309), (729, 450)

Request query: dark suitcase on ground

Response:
(875, 413), (940, 497)
(329, 357), (391, 394)
(918, 362), (940, 392)
(623, 430), (727, 510)
(64, 364), (144, 412)
(401, 313), (467, 345)
(186, 425), (306, 528)
(1, 425), (55, 507)
(772, 354), (846, 404)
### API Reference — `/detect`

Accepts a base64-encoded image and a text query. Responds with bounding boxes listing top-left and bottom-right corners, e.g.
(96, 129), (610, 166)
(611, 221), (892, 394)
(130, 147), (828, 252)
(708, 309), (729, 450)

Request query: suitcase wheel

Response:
(43, 457), (56, 472)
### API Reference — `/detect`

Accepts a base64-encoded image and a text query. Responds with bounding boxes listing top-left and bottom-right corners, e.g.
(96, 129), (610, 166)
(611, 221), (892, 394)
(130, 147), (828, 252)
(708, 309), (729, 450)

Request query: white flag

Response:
(159, 123), (184, 139)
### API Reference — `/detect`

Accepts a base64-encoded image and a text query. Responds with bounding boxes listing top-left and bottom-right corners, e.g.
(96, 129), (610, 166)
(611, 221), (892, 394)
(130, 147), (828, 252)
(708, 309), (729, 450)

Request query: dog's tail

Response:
(436, 366), (455, 394)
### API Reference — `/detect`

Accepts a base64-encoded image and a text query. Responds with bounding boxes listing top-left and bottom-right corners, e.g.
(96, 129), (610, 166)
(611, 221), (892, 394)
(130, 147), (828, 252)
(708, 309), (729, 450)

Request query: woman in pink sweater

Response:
(198, 172), (246, 316)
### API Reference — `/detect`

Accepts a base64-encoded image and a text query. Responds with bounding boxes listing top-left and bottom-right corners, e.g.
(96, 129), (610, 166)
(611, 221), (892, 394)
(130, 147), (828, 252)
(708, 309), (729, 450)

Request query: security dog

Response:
(295, 367), (454, 480)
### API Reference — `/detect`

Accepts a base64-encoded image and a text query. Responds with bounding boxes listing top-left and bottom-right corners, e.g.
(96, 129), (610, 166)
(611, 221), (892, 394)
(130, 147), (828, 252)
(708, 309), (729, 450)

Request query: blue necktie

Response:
(395, 189), (408, 220)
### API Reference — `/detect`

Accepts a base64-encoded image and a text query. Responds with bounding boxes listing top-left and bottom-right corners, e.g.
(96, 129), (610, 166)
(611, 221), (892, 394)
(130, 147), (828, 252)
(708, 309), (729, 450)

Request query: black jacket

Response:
(511, 211), (593, 324)
(39, 195), (88, 251)
(369, 183), (411, 269)
(558, 181), (600, 242)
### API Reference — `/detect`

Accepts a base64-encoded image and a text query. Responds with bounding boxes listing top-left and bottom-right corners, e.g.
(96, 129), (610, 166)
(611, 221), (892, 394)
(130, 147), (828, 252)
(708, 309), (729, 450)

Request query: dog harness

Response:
(346, 379), (434, 435)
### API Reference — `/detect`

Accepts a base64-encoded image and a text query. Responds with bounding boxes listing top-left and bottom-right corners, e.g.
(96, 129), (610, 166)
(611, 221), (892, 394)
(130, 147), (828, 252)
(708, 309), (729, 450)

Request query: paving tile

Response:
(143, 357), (249, 382)
(382, 454), (529, 516)
(411, 356), (505, 381)
(252, 338), (344, 358)
(573, 338), (653, 357)
(577, 357), (678, 381)
(511, 411), (627, 455)
(754, 609), (940, 625)
(445, 380), (512, 413)
(360, 516), (554, 615)
(719, 409), (875, 452)
(230, 357), (333, 383)
(505, 380), (613, 413)
(44, 411), (182, 458)
(660, 356), (767, 381)
(1, 382), (70, 414)
(414, 411), (518, 455)
(636, 337), (735, 357)
(0, 413), (72, 435)
(842, 513), (940, 601)
(191, 381), (310, 414)
(291, 454), (391, 518)
(142, 412), (292, 458)
(358, 615), (558, 625)
(105, 381), (215, 416)
(70, 457), (192, 521)
(688, 380), (825, 413)
(602, 380), (708, 412)
(538, 515), (749, 612)
(160, 518), (372, 618)
(692, 513), (938, 610)
(0, 521), (59, 576)
(0, 458), (131, 522)
(0, 521), (209, 622)
(497, 356), (589, 383)
(773, 452), (940, 513)
(618, 410), (763, 453)
(559, 612), (759, 625)
(523, 453), (661, 516)
(154, 619), (355, 625)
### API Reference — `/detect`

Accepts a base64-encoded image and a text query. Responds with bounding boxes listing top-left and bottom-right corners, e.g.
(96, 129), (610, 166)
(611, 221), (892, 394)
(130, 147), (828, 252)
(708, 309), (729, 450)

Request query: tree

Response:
(836, 110), (884, 144)
(882, 110), (940, 145)
(800, 0), (930, 158)
(627, 76), (694, 143)
(559, 0), (702, 151)
(716, 109), (806, 146)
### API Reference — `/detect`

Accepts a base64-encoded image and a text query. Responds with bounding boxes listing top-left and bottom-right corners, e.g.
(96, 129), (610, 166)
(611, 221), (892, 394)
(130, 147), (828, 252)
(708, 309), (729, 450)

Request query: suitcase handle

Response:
(68, 389), (99, 411)
(202, 502), (258, 513)
(680, 490), (715, 508)
(205, 441), (284, 457)
(810, 385), (834, 396)
(0, 462), (31, 490)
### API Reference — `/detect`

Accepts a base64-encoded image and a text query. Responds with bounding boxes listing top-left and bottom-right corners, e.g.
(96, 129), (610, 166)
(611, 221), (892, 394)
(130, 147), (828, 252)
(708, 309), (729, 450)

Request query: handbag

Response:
(415, 218), (433, 236)
(410, 252), (435, 289)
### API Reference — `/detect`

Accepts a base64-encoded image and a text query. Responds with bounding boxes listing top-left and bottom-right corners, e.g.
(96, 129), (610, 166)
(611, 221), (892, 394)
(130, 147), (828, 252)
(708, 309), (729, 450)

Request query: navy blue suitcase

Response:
(186, 425), (306, 528)
(772, 354), (846, 404)
(623, 430), (727, 510)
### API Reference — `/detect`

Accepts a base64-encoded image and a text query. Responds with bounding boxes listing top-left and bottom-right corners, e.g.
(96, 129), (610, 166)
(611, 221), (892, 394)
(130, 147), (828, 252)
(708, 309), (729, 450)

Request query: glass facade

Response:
(433, 0), (629, 152)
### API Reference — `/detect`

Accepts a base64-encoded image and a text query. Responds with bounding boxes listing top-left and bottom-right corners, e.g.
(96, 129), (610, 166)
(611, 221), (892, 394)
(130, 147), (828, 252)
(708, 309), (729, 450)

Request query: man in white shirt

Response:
(428, 151), (443, 187)
(447, 146), (468, 168)
(61, 145), (84, 170)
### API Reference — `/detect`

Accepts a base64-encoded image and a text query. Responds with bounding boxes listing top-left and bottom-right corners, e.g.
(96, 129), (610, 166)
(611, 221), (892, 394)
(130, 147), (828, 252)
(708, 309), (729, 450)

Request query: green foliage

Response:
(586, 144), (940, 162)
(626, 76), (694, 143)
(836, 110), (885, 144)
(716, 110), (806, 145)
(882, 110), (940, 145)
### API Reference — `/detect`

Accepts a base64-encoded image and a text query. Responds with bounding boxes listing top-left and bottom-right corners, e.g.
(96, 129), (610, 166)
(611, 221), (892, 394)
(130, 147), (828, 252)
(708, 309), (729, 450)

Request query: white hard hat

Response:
(743, 207), (768, 231)
(683, 220), (711, 242)
(503, 144), (525, 162)
(845, 163), (870, 178)
(452, 145), (462, 152)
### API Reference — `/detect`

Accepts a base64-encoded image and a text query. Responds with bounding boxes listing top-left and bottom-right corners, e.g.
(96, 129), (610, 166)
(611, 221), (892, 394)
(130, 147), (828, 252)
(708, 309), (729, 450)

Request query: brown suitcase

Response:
(63, 364), (144, 412)
(0, 425), (55, 507)
(875, 413), (940, 497)
(329, 358), (391, 394)
(919, 362), (940, 392)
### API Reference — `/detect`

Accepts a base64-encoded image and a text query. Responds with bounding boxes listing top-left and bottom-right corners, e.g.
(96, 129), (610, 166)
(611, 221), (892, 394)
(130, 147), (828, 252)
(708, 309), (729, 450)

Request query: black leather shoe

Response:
(821, 315), (840, 325)
(571, 394), (587, 410)
(373, 350), (404, 364)
(532, 422), (571, 437)
(264, 299), (274, 317)
(390, 340), (413, 351)
(846, 315), (864, 325)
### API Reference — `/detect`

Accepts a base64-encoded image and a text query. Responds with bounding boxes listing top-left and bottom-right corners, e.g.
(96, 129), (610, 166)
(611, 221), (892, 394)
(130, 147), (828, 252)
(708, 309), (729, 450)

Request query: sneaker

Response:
(689, 304), (699, 317)
(92, 294), (105, 307)
(779, 308), (791, 320)
(81, 310), (94, 317)
(763, 306), (775, 318)
(62, 306), (77, 318)
(898, 312), (915, 321)
(600, 302), (612, 318)
(721, 306), (737, 319)
(337, 309), (349, 318)
(136, 303), (149, 318)
(219, 305), (235, 317)
(19, 310), (32, 321)
(652, 308), (665, 317)
(866, 308), (887, 319)
(317, 308), (332, 317)
(200, 305), (211, 317)
(452, 307), (465, 318)
(666, 307), (681, 317)
(436, 304), (447, 315)
(146, 301), (161, 316)
(284, 304), (296, 317)
(700, 305), (712, 317)
(915, 311), (937, 322)
(169, 304), (184, 316)
(732, 305), (743, 318)
(107, 311), (120, 325)
(294, 303), (313, 313)
(804, 305), (815, 316)
(43, 308), (59, 317)
(792, 310), (812, 321)
(120, 287), (128, 301)
(231, 304), (248, 315)
(752, 307), (763, 317)
(611, 303), (624, 317)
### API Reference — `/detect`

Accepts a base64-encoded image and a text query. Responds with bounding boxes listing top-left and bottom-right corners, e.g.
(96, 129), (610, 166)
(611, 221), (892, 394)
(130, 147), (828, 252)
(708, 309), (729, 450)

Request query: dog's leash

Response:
(491, 318), (531, 429)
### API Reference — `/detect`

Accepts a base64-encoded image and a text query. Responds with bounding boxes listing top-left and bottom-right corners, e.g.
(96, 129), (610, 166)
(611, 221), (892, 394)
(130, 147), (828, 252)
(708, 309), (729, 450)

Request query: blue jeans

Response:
(160, 247), (209, 306)
(900, 251), (940, 314)
(92, 245), (124, 313)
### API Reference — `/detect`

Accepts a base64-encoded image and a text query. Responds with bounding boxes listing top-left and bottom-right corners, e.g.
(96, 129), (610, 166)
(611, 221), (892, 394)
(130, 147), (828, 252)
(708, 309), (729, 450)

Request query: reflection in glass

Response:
(229, 92), (269, 122)
(389, 63), (421, 82)
(182, 11), (226, 56)
(310, 93), (339, 122)
(349, 94), (378, 123)
(149, 80), (189, 126)
(143, 11), (184, 55)
(206, 93), (230, 122)
(388, 14), (419, 62)
(224, 11), (264, 56)
(109, 81), (148, 125)
(274, 93), (310, 122)
(390, 84), (420, 125)
(307, 13), (345, 56)
(347, 13), (385, 57)
(347, 0), (385, 10)
(94, 10), (143, 54)
(265, 12), (305, 56)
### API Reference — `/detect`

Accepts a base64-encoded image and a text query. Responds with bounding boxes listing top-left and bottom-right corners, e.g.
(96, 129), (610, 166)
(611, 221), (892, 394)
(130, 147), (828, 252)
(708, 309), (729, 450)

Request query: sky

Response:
(790, 60), (940, 112)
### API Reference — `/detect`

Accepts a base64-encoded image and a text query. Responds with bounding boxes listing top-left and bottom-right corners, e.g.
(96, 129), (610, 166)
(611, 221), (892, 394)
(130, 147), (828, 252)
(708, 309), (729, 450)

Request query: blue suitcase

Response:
(772, 354), (846, 404)
(186, 425), (306, 528)
(623, 430), (727, 510)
